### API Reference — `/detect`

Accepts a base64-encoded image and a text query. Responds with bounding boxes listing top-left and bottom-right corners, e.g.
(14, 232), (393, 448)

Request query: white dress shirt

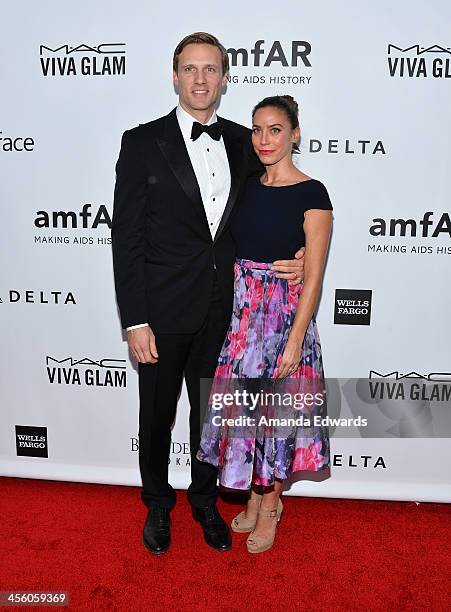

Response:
(127, 104), (231, 331)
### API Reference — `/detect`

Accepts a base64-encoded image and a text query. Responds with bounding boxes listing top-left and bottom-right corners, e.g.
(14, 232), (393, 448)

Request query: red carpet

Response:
(1, 477), (450, 612)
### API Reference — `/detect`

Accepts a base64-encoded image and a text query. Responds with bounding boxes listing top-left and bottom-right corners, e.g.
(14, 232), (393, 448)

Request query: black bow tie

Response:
(191, 121), (223, 142)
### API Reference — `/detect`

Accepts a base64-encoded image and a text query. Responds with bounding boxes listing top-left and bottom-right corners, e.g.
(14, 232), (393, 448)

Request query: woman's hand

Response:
(276, 335), (303, 378)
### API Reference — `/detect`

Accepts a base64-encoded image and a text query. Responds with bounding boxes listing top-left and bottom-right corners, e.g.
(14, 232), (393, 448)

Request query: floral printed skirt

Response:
(196, 258), (330, 490)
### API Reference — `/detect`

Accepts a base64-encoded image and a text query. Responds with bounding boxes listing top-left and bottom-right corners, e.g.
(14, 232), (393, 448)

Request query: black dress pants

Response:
(138, 276), (228, 510)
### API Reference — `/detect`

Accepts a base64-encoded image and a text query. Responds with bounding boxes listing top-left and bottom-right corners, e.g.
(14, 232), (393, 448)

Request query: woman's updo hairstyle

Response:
(252, 95), (300, 152)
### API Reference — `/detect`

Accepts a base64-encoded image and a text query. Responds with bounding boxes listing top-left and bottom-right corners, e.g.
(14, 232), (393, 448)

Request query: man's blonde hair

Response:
(173, 32), (229, 74)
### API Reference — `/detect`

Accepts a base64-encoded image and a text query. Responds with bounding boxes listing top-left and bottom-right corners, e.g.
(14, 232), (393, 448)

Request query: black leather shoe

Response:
(192, 504), (232, 551)
(143, 505), (170, 555)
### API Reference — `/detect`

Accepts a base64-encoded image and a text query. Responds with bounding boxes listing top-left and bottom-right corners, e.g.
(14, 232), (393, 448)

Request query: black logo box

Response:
(334, 289), (372, 326)
(15, 425), (48, 458)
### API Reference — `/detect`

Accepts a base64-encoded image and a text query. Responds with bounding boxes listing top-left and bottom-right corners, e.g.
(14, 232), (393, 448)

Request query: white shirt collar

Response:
(176, 104), (218, 141)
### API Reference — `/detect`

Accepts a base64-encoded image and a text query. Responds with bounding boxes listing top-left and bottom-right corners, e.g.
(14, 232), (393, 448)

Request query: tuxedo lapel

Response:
(214, 118), (246, 244)
(156, 109), (210, 235)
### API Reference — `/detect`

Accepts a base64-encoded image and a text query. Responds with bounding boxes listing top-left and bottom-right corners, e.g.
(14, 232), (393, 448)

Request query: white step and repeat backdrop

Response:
(1, 1), (450, 502)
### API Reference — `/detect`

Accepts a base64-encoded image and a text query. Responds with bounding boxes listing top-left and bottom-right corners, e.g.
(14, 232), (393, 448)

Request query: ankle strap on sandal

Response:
(258, 507), (278, 518)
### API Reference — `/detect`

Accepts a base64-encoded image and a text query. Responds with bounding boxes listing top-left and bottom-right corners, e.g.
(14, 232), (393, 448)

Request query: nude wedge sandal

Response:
(246, 498), (283, 553)
(231, 491), (263, 533)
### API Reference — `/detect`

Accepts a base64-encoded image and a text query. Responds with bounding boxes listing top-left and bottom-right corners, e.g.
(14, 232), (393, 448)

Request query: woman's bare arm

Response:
(276, 209), (332, 378)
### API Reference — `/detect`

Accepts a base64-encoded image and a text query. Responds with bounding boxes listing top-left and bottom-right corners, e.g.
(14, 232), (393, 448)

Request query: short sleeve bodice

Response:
(230, 175), (333, 263)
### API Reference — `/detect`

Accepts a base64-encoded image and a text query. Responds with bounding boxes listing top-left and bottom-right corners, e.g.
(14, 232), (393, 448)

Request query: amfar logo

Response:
(387, 44), (451, 78)
(334, 289), (372, 326)
(226, 40), (312, 86)
(16, 425), (48, 458)
(0, 290), (76, 305)
(39, 43), (126, 77)
(46, 356), (127, 388)
(367, 212), (451, 256)
(227, 40), (311, 67)
(34, 204), (112, 246)
(369, 212), (451, 238)
(35, 204), (111, 229)
(0, 131), (35, 152)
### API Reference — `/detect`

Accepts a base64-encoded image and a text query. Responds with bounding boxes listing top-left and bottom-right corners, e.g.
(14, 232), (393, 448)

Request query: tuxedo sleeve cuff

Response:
(126, 323), (149, 331)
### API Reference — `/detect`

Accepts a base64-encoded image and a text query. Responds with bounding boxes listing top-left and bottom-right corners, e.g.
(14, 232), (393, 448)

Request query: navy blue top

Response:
(230, 174), (333, 262)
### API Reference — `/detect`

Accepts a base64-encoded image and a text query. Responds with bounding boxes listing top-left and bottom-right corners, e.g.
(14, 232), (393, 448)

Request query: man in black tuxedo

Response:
(112, 32), (304, 555)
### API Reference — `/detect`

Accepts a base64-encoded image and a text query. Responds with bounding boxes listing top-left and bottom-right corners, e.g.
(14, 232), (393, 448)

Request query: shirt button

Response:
(207, 148), (210, 152)
(213, 197), (216, 202)
(212, 172), (215, 177)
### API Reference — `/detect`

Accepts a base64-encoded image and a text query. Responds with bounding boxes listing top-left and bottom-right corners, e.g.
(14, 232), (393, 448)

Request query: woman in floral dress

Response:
(197, 95), (333, 553)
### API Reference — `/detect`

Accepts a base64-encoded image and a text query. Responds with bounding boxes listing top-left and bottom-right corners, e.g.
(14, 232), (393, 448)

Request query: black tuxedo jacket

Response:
(112, 108), (262, 333)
